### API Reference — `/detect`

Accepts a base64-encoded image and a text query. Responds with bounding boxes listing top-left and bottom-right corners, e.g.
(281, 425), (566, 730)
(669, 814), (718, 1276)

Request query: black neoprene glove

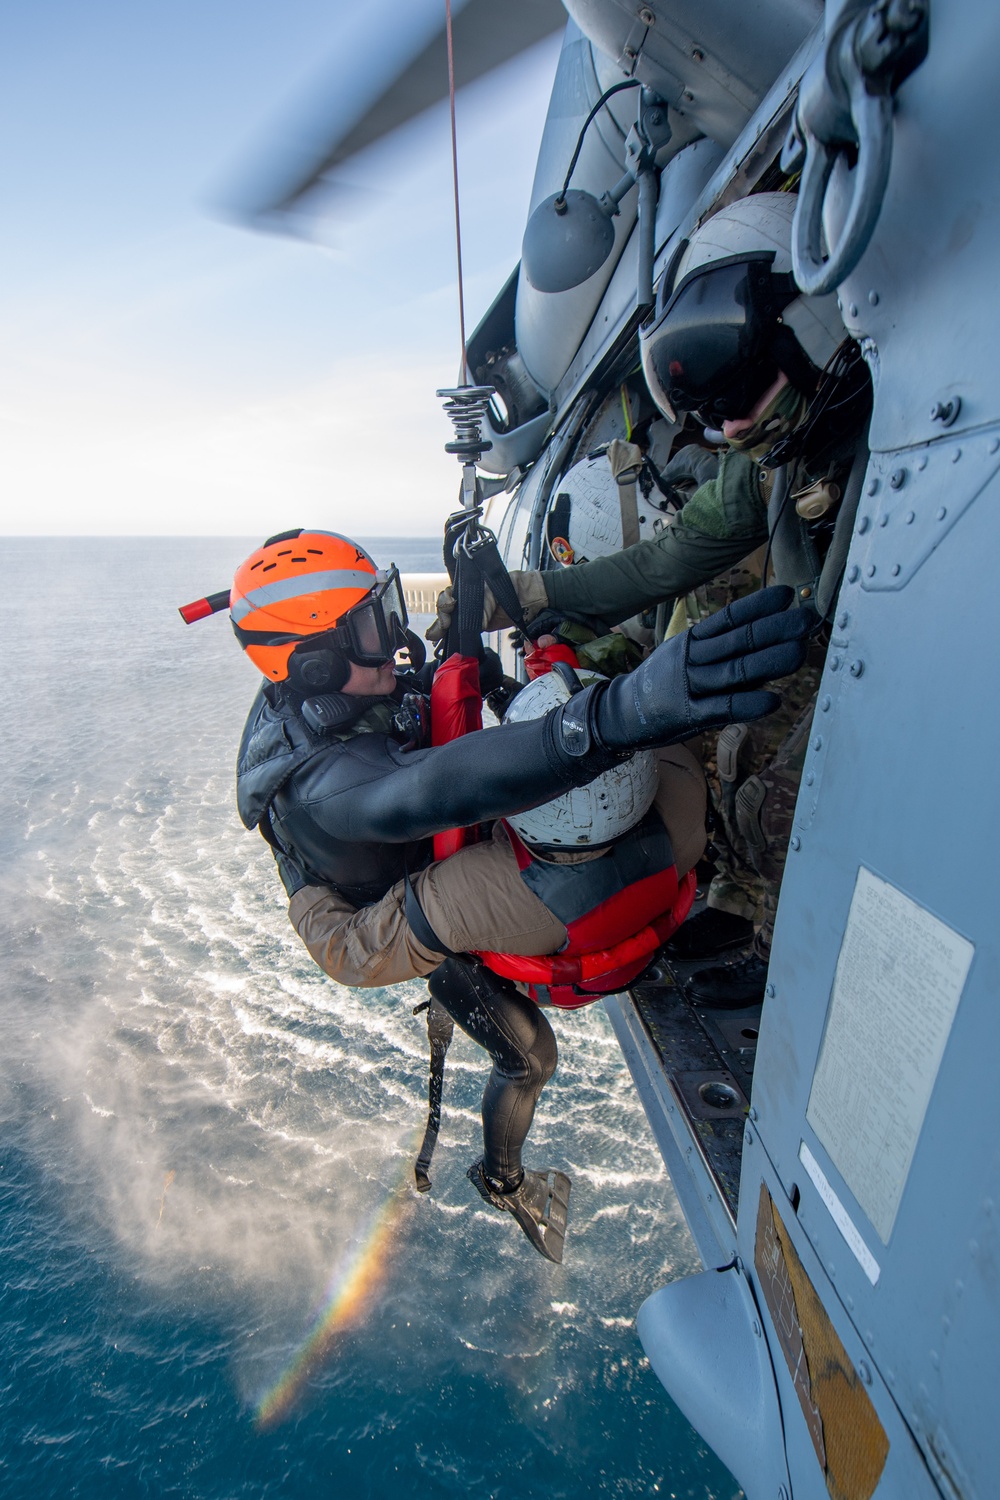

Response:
(660, 443), (720, 494)
(559, 586), (811, 753)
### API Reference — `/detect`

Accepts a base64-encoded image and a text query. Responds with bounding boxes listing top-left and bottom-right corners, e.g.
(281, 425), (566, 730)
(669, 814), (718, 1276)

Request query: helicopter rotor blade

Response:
(226, 0), (567, 231)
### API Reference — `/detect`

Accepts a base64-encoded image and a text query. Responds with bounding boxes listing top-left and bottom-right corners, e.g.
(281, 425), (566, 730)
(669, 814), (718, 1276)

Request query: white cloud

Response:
(0, 352), (465, 534)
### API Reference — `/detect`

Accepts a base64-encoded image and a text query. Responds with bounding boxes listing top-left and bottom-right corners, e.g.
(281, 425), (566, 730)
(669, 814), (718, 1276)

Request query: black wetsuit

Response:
(236, 679), (620, 1183)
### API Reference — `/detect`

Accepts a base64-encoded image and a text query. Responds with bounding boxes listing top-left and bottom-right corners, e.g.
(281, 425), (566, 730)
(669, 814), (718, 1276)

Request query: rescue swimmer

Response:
(181, 530), (809, 1261)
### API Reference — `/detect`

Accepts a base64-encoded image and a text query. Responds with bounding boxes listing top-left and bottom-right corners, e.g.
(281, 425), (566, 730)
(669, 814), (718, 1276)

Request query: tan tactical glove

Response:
(425, 570), (550, 643)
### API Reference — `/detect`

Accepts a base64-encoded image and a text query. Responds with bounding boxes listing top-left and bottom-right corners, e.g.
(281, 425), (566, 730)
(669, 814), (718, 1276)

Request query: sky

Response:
(0, 2), (562, 535)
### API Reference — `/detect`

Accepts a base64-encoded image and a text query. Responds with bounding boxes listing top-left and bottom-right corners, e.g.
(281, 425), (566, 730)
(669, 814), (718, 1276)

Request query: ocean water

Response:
(0, 537), (740, 1499)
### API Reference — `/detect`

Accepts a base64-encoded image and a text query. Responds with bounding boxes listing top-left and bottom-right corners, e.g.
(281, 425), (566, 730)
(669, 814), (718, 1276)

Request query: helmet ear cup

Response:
(286, 644), (351, 695)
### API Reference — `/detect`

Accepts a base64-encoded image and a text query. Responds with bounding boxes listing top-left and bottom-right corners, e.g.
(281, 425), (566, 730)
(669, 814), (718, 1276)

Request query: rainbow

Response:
(254, 1142), (420, 1429)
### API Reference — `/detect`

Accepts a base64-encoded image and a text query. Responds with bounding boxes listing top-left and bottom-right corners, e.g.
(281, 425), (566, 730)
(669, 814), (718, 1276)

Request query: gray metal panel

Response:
(477, 407), (553, 477)
(515, 24), (705, 397)
(754, 439), (1000, 1497)
(744, 0), (1000, 1488)
(564, 0), (822, 145)
(830, 0), (1000, 455)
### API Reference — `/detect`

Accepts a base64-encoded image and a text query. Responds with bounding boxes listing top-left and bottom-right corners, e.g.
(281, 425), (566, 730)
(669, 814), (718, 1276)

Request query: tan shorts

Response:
(288, 742), (706, 989)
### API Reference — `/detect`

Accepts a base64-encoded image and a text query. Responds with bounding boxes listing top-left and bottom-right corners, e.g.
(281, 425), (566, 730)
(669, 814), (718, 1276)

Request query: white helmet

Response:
(545, 451), (672, 566)
(641, 192), (846, 423)
(503, 667), (658, 849)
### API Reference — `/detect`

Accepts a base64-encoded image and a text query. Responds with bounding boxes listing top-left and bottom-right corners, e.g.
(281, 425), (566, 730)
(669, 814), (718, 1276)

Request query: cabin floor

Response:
(627, 948), (761, 1224)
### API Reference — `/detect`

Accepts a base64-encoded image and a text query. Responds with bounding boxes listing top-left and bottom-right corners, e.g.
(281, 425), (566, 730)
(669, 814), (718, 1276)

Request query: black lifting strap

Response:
(449, 535), (487, 661)
(412, 990), (455, 1193)
(469, 528), (529, 635)
(403, 854), (457, 1193)
(445, 513), (529, 660)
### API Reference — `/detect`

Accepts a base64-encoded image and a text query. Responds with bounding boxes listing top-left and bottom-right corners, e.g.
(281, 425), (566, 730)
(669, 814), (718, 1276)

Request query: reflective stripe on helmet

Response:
(231, 569), (376, 623)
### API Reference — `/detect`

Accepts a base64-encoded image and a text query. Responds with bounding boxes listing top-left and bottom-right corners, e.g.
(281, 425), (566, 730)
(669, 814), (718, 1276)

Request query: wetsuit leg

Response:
(427, 958), (557, 1184)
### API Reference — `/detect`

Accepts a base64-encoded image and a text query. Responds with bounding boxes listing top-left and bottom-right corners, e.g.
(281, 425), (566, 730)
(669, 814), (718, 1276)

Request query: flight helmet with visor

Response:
(640, 193), (845, 427)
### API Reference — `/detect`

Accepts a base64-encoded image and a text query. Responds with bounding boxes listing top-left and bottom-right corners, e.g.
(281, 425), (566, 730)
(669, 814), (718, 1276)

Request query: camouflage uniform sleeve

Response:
(544, 450), (770, 628)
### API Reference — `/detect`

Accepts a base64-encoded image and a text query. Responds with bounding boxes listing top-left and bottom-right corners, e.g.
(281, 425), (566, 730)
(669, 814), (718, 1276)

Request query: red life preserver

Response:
(474, 824), (696, 1009)
(430, 652), (484, 861)
(426, 646), (694, 1008)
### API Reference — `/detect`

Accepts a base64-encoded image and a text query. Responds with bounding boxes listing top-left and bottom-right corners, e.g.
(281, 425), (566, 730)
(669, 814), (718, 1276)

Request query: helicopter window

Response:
(489, 389), (510, 430)
(495, 490), (522, 560)
(497, 470), (540, 573)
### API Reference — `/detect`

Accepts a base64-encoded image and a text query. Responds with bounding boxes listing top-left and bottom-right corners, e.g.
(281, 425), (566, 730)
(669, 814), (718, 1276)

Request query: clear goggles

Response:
(641, 252), (798, 423)
(332, 566), (410, 666)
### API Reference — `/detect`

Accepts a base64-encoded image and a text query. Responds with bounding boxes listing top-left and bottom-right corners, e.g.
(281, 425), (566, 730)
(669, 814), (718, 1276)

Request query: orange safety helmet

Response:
(178, 529), (413, 690)
(231, 529), (379, 682)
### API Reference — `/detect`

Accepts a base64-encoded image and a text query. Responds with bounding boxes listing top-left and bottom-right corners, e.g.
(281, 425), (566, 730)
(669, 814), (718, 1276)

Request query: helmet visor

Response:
(338, 566), (409, 666)
(642, 253), (796, 422)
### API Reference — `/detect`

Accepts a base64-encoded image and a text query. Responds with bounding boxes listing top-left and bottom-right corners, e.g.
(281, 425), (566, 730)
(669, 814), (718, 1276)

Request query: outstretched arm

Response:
(545, 450), (769, 625)
(294, 587), (809, 846)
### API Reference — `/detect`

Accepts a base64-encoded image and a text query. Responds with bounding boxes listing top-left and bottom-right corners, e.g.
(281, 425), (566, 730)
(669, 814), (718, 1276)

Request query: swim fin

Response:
(467, 1159), (572, 1264)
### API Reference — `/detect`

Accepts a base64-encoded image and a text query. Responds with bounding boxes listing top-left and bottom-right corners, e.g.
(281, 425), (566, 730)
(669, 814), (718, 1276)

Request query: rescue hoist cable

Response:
(445, 0), (467, 386)
(437, 1), (494, 513)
